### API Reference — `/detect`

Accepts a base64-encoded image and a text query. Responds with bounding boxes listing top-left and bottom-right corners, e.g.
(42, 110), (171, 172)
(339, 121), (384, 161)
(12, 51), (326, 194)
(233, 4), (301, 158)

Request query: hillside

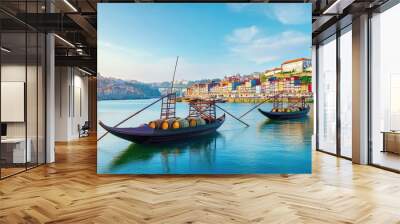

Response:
(97, 75), (161, 100)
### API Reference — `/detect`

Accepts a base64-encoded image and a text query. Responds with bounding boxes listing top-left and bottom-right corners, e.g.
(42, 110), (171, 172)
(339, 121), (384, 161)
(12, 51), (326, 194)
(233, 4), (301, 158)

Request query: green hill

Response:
(97, 75), (161, 100)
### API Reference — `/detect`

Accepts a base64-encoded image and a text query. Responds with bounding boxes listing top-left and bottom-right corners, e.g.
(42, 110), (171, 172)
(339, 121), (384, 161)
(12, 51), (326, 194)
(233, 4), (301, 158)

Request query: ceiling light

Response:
(76, 48), (85, 55)
(63, 0), (78, 12)
(54, 34), (75, 48)
(323, 0), (355, 15)
(78, 67), (93, 76)
(1, 47), (11, 53)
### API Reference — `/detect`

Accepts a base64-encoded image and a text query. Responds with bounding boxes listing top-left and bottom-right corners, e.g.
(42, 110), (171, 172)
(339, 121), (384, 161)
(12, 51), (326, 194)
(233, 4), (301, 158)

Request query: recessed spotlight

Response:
(1, 47), (11, 53)
(63, 0), (78, 12)
(78, 67), (93, 76)
(54, 34), (75, 48)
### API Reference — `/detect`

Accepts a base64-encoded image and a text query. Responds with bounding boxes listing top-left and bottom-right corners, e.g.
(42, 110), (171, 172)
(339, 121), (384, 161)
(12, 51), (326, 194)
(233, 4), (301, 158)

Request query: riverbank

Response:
(225, 97), (314, 103)
(177, 97), (313, 103)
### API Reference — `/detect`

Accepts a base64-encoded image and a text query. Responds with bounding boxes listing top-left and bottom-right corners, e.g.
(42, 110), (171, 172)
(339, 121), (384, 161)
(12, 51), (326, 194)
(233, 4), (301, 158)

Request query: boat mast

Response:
(160, 56), (179, 119)
(170, 56), (179, 94)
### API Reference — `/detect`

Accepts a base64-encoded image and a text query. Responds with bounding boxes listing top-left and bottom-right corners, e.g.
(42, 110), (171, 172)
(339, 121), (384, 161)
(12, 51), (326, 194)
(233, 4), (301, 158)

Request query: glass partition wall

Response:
(316, 26), (353, 159)
(0, 3), (46, 179)
(370, 3), (400, 171)
(317, 35), (337, 154)
(339, 26), (352, 159)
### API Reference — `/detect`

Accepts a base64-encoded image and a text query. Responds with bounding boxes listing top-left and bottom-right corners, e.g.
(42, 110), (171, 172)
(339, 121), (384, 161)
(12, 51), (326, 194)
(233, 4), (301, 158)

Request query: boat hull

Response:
(99, 115), (225, 144)
(258, 107), (309, 120)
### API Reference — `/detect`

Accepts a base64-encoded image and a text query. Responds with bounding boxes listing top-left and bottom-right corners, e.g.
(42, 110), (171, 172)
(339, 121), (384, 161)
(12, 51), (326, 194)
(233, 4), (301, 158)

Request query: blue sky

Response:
(98, 3), (311, 82)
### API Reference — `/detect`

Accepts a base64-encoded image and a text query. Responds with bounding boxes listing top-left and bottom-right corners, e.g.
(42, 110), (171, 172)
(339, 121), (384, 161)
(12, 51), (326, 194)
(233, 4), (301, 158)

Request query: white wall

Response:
(55, 66), (69, 141)
(0, 65), (38, 138)
(54, 67), (89, 141)
(312, 46), (317, 151)
(1, 63), (46, 164)
(1, 65), (26, 140)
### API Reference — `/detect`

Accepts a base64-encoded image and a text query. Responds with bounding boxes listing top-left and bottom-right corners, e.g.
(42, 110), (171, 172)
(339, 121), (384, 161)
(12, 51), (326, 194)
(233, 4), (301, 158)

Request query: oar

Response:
(97, 94), (172, 141)
(215, 104), (249, 127)
(238, 99), (270, 119)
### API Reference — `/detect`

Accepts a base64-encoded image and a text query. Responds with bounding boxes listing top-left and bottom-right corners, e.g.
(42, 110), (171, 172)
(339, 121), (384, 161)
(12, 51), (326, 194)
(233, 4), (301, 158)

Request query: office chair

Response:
(79, 121), (90, 138)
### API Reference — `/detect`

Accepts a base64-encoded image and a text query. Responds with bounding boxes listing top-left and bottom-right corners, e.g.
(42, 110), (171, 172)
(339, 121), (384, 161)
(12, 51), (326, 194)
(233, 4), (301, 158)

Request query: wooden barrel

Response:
(172, 120), (180, 129)
(172, 119), (189, 129)
(188, 118), (197, 127)
(196, 118), (206, 126)
(148, 120), (162, 129)
(161, 119), (174, 130)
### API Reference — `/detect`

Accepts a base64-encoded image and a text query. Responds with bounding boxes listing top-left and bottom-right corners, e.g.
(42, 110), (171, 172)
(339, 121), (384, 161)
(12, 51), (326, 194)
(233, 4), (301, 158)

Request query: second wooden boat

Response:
(258, 107), (309, 120)
(258, 95), (310, 120)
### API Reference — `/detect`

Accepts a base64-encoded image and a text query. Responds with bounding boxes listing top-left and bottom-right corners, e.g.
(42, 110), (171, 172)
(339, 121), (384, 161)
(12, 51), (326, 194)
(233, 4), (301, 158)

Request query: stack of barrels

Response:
(271, 107), (303, 113)
(148, 117), (206, 130)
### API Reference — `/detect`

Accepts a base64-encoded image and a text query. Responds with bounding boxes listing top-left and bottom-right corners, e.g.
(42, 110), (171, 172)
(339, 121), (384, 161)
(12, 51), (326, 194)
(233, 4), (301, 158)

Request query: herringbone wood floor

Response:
(1, 136), (400, 224)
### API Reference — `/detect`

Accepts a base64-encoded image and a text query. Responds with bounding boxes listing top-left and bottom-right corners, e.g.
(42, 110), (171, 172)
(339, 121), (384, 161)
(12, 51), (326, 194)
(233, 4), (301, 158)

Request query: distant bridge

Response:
(158, 86), (187, 97)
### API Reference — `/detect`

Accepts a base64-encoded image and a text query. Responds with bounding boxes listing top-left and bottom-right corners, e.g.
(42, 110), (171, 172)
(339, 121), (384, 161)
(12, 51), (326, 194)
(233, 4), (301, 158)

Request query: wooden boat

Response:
(215, 98), (227, 103)
(258, 106), (309, 120)
(258, 94), (310, 120)
(99, 114), (225, 144)
(98, 57), (247, 143)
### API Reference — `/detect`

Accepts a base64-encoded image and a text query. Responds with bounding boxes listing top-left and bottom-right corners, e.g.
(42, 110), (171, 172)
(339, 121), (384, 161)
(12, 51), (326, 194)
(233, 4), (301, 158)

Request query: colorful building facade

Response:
(185, 58), (312, 99)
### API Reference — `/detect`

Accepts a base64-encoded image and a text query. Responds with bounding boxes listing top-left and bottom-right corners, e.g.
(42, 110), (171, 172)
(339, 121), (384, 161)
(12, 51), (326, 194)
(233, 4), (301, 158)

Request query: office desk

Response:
(382, 131), (400, 154)
(1, 138), (31, 163)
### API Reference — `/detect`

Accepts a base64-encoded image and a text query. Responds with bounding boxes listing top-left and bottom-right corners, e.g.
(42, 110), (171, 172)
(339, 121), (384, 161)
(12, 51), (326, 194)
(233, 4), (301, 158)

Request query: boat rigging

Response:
(98, 56), (248, 144)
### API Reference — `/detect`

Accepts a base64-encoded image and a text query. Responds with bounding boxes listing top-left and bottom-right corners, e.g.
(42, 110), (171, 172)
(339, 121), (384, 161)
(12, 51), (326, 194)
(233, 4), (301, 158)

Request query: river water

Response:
(97, 99), (313, 174)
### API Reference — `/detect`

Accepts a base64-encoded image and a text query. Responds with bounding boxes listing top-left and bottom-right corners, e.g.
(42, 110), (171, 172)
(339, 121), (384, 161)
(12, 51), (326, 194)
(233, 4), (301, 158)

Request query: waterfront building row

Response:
(185, 58), (312, 99)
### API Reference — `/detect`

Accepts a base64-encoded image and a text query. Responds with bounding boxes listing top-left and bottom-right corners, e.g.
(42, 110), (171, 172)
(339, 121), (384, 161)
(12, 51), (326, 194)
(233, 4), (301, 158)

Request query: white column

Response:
(46, 33), (55, 163)
(352, 14), (369, 164)
(54, 67), (73, 141)
(312, 45), (317, 151)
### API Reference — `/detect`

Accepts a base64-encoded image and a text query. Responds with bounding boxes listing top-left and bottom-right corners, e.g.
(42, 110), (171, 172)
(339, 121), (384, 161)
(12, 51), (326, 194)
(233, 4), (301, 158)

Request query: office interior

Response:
(0, 0), (399, 179)
(0, 0), (97, 179)
(0, 1), (400, 223)
(314, 0), (400, 172)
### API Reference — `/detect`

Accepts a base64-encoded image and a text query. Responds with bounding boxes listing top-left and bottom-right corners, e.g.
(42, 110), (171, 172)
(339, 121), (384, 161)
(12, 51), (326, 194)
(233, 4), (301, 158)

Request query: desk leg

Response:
(382, 133), (386, 153)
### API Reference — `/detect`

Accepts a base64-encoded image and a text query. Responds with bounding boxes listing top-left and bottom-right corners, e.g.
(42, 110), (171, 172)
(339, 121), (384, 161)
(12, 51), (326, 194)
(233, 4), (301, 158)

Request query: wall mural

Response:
(97, 3), (313, 174)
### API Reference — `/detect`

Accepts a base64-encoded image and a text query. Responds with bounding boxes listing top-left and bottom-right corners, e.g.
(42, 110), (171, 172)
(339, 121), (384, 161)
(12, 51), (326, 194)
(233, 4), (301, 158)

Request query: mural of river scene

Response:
(97, 99), (313, 174)
(97, 3), (312, 174)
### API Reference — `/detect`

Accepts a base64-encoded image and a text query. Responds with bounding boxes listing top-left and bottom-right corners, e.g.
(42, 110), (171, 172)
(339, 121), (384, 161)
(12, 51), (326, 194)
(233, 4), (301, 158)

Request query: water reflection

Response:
(98, 100), (313, 174)
(258, 117), (312, 147)
(110, 133), (224, 172)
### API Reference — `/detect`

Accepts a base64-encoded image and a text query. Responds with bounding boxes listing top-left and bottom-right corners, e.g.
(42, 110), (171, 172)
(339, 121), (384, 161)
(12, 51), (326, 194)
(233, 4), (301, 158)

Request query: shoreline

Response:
(99, 97), (314, 104)
(224, 97), (314, 104)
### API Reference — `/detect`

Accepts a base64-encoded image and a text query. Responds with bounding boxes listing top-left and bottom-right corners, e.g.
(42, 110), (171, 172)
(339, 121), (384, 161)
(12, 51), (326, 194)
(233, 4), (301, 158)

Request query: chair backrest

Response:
(82, 121), (90, 129)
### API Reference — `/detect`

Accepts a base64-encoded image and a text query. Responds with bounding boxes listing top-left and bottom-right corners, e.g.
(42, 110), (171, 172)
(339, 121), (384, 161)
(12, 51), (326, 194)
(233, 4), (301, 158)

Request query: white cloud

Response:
(225, 26), (259, 44)
(98, 22), (310, 82)
(226, 3), (251, 12)
(227, 3), (310, 25)
(270, 5), (310, 25)
(98, 40), (152, 58)
(225, 26), (310, 64)
(98, 51), (259, 83)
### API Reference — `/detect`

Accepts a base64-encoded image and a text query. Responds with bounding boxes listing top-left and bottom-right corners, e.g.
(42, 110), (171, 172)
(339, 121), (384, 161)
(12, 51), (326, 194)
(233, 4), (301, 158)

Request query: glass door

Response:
(0, 1), (47, 179)
(339, 26), (352, 158)
(370, 3), (400, 171)
(317, 35), (337, 154)
(1, 30), (28, 178)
